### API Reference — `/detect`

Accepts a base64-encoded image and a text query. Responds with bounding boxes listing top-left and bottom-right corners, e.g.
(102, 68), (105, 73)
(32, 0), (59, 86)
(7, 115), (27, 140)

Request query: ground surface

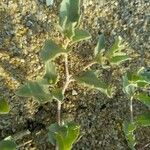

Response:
(0, 0), (150, 150)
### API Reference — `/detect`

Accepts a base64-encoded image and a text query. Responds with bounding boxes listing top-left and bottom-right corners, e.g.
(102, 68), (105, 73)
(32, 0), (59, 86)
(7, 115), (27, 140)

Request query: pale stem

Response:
(56, 41), (70, 150)
(57, 101), (61, 125)
(130, 96), (134, 122)
(83, 61), (96, 71)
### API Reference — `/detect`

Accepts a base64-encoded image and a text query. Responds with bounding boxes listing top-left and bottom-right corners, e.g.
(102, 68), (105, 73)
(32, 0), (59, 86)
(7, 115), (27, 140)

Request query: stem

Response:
(62, 54), (70, 94)
(57, 101), (61, 125)
(83, 61), (96, 71)
(56, 41), (70, 150)
(130, 96), (134, 122)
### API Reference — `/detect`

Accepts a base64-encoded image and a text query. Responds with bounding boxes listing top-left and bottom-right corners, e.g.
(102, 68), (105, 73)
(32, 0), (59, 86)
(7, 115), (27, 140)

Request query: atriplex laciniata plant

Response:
(0, 97), (17, 150)
(123, 68), (150, 150)
(16, 0), (129, 149)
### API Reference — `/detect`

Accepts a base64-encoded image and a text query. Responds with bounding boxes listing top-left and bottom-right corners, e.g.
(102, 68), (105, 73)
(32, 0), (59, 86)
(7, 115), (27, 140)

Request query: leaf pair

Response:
(123, 113), (150, 150)
(123, 68), (150, 107)
(0, 136), (17, 150)
(94, 34), (130, 67)
(59, 0), (91, 43)
(48, 122), (80, 150)
(75, 70), (113, 98)
(59, 0), (80, 38)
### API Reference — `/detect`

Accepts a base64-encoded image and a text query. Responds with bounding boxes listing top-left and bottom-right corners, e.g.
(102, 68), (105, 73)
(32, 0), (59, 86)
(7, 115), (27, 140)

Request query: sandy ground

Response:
(0, 0), (150, 149)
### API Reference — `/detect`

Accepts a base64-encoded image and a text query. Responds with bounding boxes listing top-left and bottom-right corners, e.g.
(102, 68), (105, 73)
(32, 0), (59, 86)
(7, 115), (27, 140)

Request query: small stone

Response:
(72, 90), (78, 96)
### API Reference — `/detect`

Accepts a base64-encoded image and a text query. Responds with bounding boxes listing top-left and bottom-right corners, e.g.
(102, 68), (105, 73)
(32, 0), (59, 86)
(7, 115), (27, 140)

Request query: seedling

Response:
(123, 67), (150, 149)
(16, 0), (129, 149)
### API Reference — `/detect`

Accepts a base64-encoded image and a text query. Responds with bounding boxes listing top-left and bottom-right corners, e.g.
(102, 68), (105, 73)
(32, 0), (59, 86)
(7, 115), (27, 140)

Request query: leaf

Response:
(52, 88), (64, 102)
(94, 34), (105, 57)
(138, 67), (150, 83)
(59, 0), (81, 27)
(135, 93), (150, 108)
(135, 113), (150, 127)
(109, 55), (129, 65)
(46, 0), (53, 6)
(16, 81), (52, 103)
(107, 36), (123, 56)
(59, 0), (81, 38)
(44, 61), (58, 84)
(48, 122), (80, 150)
(105, 36), (129, 65)
(75, 70), (112, 98)
(123, 121), (137, 150)
(71, 29), (91, 44)
(123, 73), (136, 97)
(0, 99), (10, 114)
(0, 136), (17, 150)
(48, 123), (67, 145)
(40, 40), (67, 62)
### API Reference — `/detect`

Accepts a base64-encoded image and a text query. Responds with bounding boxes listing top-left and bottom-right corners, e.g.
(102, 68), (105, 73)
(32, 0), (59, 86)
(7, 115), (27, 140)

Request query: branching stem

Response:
(56, 41), (70, 150)
(57, 41), (70, 125)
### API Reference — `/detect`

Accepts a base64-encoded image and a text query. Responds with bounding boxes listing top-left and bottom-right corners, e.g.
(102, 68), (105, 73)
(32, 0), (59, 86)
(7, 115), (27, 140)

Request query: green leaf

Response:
(59, 0), (81, 27)
(123, 73), (135, 97)
(44, 61), (58, 84)
(94, 34), (105, 57)
(107, 36), (123, 56)
(0, 99), (10, 114)
(138, 67), (150, 84)
(0, 136), (17, 150)
(135, 93), (150, 108)
(105, 36), (129, 65)
(135, 113), (150, 127)
(48, 122), (80, 150)
(40, 40), (67, 62)
(123, 121), (137, 150)
(75, 70), (112, 98)
(16, 81), (52, 103)
(52, 88), (64, 102)
(48, 123), (67, 145)
(109, 55), (129, 65)
(59, 0), (81, 38)
(71, 29), (91, 44)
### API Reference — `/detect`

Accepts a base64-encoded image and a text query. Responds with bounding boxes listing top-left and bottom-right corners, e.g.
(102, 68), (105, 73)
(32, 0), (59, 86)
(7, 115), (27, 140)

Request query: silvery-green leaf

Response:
(0, 136), (17, 150)
(40, 40), (67, 62)
(123, 73), (136, 97)
(44, 61), (58, 84)
(135, 113), (150, 127)
(135, 93), (150, 108)
(94, 34), (105, 57)
(109, 55), (129, 65)
(52, 88), (64, 102)
(62, 22), (76, 38)
(75, 70), (112, 98)
(137, 67), (150, 83)
(71, 29), (91, 44)
(46, 0), (53, 6)
(16, 81), (52, 103)
(107, 36), (123, 56)
(0, 99), (10, 114)
(123, 121), (137, 150)
(59, 0), (81, 27)
(48, 122), (80, 150)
